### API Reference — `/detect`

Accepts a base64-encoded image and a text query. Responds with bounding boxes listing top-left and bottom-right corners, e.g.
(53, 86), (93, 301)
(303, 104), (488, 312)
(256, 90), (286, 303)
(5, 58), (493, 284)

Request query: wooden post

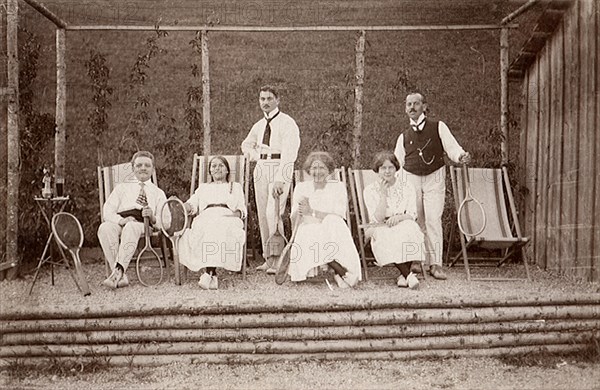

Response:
(500, 28), (509, 165)
(6, 0), (19, 277)
(352, 30), (365, 168)
(0, 1), (8, 278)
(201, 30), (211, 155)
(55, 29), (66, 193)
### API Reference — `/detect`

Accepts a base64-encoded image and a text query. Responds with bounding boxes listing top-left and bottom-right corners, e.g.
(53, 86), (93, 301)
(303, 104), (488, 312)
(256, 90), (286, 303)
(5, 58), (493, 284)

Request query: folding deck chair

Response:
(178, 154), (250, 283)
(348, 169), (426, 282)
(447, 166), (531, 282)
(293, 167), (360, 279)
(97, 162), (170, 278)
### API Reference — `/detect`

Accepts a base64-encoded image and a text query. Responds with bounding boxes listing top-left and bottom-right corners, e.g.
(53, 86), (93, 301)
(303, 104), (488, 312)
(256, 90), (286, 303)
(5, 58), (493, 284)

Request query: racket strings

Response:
(161, 199), (187, 237)
(53, 214), (83, 249)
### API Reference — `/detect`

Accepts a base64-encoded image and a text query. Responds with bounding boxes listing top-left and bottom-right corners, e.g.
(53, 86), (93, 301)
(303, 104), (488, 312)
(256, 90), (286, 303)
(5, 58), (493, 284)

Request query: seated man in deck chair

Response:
(394, 92), (471, 280)
(98, 151), (167, 289)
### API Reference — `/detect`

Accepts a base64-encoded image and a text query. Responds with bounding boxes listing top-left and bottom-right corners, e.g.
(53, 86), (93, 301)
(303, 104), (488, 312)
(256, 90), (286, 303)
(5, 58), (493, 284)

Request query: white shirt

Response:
(102, 180), (167, 228)
(241, 108), (301, 183)
(394, 113), (465, 168)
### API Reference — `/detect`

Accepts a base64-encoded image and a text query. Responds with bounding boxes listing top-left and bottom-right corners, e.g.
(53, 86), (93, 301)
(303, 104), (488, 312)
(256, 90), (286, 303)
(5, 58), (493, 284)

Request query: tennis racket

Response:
(457, 165), (486, 237)
(135, 216), (164, 287)
(275, 217), (301, 285)
(266, 194), (288, 258)
(160, 197), (188, 285)
(51, 212), (91, 296)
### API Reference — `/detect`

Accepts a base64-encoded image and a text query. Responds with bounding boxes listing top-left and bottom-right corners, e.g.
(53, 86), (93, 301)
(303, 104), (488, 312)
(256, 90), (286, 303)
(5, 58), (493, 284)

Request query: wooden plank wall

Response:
(521, 0), (598, 282)
(595, 0), (600, 283)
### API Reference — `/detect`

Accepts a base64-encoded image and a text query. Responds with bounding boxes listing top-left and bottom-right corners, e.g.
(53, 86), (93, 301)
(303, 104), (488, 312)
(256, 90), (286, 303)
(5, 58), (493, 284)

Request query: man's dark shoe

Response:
(429, 265), (447, 280)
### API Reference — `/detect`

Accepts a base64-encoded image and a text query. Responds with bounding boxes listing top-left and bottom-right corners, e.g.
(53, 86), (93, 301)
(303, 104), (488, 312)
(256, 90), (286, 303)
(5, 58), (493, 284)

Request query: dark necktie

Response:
(136, 182), (148, 207)
(411, 117), (426, 132)
(262, 111), (280, 146)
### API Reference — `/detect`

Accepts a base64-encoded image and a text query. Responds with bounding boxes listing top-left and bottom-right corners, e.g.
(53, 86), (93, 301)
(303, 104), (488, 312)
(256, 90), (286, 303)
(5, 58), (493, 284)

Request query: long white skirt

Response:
(288, 215), (362, 282)
(368, 220), (424, 266)
(178, 207), (245, 272)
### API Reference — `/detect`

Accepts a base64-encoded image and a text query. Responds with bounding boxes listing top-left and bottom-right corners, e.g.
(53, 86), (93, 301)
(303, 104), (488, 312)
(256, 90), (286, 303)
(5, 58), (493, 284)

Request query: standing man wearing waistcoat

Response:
(241, 85), (301, 273)
(394, 92), (471, 280)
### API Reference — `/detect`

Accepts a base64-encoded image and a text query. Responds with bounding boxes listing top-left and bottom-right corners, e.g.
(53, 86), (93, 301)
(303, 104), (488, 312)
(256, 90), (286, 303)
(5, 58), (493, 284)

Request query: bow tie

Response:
(411, 118), (426, 132)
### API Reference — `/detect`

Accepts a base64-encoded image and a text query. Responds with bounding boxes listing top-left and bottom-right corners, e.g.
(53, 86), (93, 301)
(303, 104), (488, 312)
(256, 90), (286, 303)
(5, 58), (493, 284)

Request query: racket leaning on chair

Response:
(51, 212), (91, 296)
(160, 197), (188, 285)
(275, 217), (301, 285)
(135, 215), (165, 287)
(457, 164), (487, 238)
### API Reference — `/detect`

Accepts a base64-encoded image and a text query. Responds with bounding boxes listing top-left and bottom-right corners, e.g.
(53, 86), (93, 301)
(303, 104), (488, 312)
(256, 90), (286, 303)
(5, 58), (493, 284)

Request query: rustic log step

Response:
(2, 330), (598, 358)
(2, 296), (599, 320)
(3, 305), (599, 334)
(2, 319), (599, 345)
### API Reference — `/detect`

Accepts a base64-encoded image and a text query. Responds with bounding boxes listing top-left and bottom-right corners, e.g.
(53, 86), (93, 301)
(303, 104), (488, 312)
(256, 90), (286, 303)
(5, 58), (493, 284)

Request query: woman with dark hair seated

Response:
(286, 151), (361, 288)
(363, 151), (424, 289)
(178, 156), (247, 290)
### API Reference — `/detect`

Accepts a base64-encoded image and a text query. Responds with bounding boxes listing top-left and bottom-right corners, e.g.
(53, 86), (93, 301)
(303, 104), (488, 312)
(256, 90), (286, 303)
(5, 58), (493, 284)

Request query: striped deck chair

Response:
(447, 166), (531, 282)
(293, 167), (360, 279)
(186, 154), (250, 282)
(348, 169), (426, 282)
(97, 162), (170, 277)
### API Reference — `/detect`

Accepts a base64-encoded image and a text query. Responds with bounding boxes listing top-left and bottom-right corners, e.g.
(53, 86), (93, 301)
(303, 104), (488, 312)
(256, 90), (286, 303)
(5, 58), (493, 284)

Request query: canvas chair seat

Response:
(97, 162), (170, 278)
(447, 166), (531, 281)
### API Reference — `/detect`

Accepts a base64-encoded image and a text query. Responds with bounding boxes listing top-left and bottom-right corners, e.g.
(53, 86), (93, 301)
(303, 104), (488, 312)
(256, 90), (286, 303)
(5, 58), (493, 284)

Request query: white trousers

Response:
(402, 167), (446, 267)
(97, 221), (144, 271)
(253, 159), (293, 257)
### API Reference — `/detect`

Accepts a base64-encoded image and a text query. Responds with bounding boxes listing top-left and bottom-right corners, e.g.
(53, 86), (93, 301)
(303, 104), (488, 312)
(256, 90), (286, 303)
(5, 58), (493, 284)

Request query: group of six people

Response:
(99, 85), (470, 291)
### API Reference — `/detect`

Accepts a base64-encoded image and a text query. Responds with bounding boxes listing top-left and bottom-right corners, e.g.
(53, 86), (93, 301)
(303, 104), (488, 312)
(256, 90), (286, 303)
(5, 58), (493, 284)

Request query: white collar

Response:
(264, 108), (280, 120)
(409, 113), (426, 127)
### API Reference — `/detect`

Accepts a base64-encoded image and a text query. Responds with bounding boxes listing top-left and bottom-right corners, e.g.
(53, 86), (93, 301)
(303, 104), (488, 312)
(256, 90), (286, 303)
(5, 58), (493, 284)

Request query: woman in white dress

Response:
(287, 152), (361, 288)
(179, 156), (247, 290)
(363, 151), (424, 289)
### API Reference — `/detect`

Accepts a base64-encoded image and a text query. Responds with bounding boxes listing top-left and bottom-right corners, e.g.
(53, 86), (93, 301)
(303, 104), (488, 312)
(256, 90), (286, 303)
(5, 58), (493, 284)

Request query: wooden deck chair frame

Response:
(447, 166), (531, 282)
(293, 167), (354, 279)
(178, 154), (250, 284)
(97, 162), (171, 278)
(348, 168), (426, 282)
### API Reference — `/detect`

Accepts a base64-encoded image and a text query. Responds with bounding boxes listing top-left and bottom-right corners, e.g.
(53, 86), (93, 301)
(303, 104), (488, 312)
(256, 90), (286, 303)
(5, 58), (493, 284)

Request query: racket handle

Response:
(143, 216), (151, 241)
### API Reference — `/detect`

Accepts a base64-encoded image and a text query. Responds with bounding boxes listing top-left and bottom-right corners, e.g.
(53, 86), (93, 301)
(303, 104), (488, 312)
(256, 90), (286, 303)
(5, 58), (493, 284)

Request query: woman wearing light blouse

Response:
(178, 156), (247, 290)
(287, 152), (361, 288)
(363, 151), (424, 289)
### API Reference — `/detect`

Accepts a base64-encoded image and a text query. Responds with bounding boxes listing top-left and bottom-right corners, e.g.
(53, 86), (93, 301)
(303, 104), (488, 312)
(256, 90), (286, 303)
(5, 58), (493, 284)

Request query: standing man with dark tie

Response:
(241, 85), (301, 273)
(394, 92), (471, 280)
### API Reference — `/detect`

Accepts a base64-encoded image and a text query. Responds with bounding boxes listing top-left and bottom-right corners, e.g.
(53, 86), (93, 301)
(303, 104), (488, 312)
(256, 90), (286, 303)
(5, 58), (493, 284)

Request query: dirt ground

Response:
(2, 355), (600, 390)
(1, 248), (599, 389)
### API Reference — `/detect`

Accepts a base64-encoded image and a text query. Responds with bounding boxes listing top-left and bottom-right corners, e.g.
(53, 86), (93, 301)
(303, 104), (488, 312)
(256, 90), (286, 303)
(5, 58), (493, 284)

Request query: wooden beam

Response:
(65, 24), (518, 32)
(500, 28), (509, 165)
(201, 30), (211, 155)
(21, 0), (67, 28)
(501, 0), (540, 25)
(55, 29), (66, 193)
(352, 30), (365, 169)
(6, 0), (19, 275)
